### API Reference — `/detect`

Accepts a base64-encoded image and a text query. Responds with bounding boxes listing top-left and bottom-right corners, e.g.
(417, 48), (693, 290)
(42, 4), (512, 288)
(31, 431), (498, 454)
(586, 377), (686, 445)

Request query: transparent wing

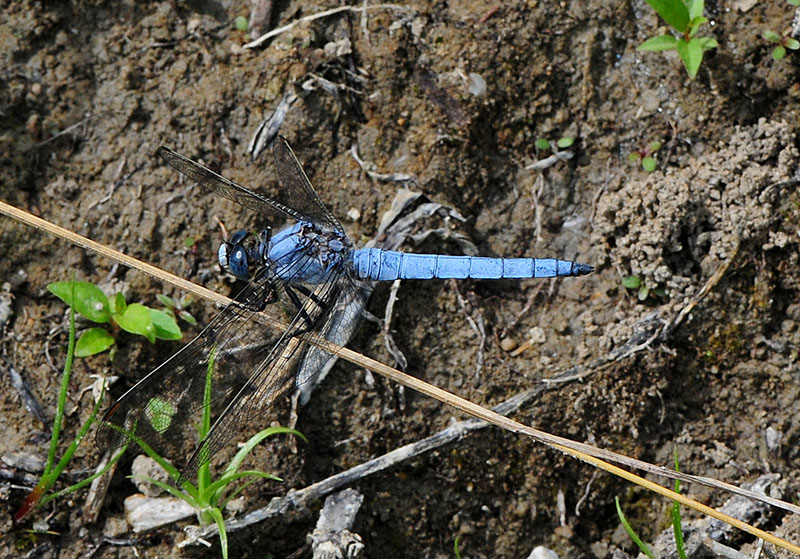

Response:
(180, 266), (352, 480)
(293, 273), (372, 407)
(271, 136), (344, 234)
(95, 269), (278, 464)
(96, 250), (350, 476)
(156, 138), (344, 233)
(156, 146), (308, 223)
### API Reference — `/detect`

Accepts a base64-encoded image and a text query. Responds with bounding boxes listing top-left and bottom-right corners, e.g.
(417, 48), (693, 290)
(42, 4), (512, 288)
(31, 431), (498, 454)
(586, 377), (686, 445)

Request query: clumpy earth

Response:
(1, 1), (799, 558)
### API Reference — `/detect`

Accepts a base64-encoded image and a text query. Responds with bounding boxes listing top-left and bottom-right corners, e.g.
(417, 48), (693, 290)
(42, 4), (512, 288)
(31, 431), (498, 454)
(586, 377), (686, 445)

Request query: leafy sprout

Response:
(120, 346), (305, 559)
(623, 275), (667, 301)
(14, 297), (127, 522)
(628, 141), (662, 172)
(615, 497), (657, 559)
(615, 448), (687, 559)
(48, 281), (184, 359)
(763, 30), (800, 61)
(637, 0), (719, 79)
(157, 293), (198, 326)
(535, 136), (575, 151)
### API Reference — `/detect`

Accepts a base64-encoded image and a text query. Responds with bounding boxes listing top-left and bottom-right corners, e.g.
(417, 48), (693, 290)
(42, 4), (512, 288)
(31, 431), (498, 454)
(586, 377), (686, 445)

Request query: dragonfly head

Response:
(218, 229), (264, 280)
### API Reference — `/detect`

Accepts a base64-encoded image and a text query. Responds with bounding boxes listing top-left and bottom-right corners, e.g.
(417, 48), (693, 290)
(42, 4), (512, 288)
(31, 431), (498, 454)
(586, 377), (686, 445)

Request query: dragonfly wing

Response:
(96, 270), (284, 468)
(294, 274), (372, 407)
(98, 244), (350, 476)
(180, 263), (348, 479)
(271, 136), (345, 234)
(157, 147), (308, 224)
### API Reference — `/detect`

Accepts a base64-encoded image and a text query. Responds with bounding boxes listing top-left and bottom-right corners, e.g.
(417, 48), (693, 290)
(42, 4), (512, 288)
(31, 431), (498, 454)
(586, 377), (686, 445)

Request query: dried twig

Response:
(243, 4), (413, 49)
(350, 143), (415, 183)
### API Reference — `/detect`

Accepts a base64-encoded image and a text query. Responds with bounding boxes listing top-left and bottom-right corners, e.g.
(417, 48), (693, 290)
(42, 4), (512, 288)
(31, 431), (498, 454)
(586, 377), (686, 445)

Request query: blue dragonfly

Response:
(98, 137), (592, 477)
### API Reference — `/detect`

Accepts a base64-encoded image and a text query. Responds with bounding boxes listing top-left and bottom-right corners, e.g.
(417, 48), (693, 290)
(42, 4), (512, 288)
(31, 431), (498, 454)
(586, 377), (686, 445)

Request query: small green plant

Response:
(615, 496), (657, 559)
(48, 281), (184, 359)
(157, 293), (198, 327)
(637, 0), (719, 79)
(763, 30), (800, 61)
(454, 535), (463, 559)
(14, 298), (127, 522)
(120, 348), (305, 559)
(615, 448), (688, 559)
(671, 449), (687, 559)
(535, 136), (575, 151)
(628, 141), (662, 172)
(623, 275), (667, 301)
(234, 15), (248, 32)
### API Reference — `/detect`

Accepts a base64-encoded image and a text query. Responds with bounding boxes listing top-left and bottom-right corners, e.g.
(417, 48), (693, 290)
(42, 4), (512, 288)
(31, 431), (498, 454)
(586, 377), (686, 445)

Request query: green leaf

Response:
(150, 309), (182, 341)
(556, 136), (575, 148)
(786, 38), (800, 50)
(648, 141), (662, 152)
(686, 0), (704, 20)
(638, 35), (678, 52)
(179, 311), (198, 326)
(156, 294), (175, 309)
(75, 328), (115, 357)
(534, 138), (551, 150)
(113, 292), (127, 315)
(224, 427), (306, 478)
(183, 236), (196, 248)
(628, 152), (642, 162)
(145, 397), (177, 434)
(642, 156), (657, 172)
(677, 38), (703, 79)
(616, 497), (657, 559)
(638, 285), (650, 301)
(645, 0), (689, 32)
(205, 470), (282, 501)
(763, 30), (782, 43)
(234, 15), (248, 32)
(622, 275), (641, 289)
(773, 46), (787, 61)
(114, 303), (156, 343)
(48, 281), (111, 323)
(697, 37), (718, 51)
(687, 16), (708, 38)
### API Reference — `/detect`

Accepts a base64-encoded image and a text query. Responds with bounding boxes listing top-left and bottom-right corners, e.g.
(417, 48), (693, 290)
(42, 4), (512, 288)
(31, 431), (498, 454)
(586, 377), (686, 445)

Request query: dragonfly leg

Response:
(284, 284), (329, 335)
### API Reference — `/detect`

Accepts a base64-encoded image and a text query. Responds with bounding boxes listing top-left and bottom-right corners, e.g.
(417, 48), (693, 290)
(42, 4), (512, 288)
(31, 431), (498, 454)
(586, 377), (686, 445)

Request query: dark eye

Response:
(228, 247), (250, 279)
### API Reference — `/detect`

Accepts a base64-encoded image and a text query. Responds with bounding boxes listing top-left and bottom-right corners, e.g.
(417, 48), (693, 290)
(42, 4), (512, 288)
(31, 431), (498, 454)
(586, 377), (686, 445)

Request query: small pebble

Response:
(347, 207), (361, 222)
(500, 337), (518, 352)
(527, 546), (559, 559)
(468, 72), (487, 96)
(131, 455), (170, 497)
(528, 326), (546, 344)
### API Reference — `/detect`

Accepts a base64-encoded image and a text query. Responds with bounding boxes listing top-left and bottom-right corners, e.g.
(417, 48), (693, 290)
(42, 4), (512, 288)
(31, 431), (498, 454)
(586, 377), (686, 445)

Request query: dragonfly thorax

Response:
(268, 221), (351, 284)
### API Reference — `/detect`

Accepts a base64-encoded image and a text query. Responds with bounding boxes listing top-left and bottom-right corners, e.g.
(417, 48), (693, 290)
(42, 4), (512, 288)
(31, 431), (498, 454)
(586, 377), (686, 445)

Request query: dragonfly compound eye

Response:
(218, 242), (251, 280)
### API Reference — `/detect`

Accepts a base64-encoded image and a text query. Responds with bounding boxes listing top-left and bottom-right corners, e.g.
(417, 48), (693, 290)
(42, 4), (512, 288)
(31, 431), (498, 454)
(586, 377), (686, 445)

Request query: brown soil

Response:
(1, 1), (799, 558)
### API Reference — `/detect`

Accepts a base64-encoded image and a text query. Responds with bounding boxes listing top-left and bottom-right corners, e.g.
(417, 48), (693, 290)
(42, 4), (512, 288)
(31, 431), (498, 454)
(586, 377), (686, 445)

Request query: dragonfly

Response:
(97, 137), (593, 478)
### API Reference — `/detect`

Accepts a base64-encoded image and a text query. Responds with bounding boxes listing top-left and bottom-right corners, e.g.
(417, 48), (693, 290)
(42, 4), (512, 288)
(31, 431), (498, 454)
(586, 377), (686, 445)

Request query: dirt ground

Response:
(1, 1), (799, 558)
